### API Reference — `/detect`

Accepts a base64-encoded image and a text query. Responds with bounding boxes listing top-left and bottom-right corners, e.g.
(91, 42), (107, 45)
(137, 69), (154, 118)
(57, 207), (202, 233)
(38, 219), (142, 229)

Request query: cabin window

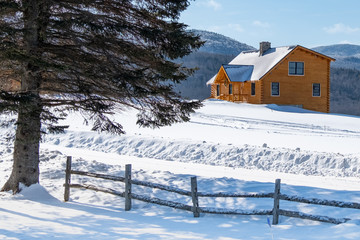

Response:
(271, 82), (280, 96)
(251, 82), (256, 96)
(313, 83), (321, 97)
(289, 62), (304, 75)
(216, 84), (220, 96)
(229, 84), (233, 95)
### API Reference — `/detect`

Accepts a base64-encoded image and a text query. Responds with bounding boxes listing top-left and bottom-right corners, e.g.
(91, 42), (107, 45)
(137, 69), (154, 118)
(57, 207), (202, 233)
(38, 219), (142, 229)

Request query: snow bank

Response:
(14, 184), (60, 203)
(44, 132), (360, 177)
(2, 100), (360, 179)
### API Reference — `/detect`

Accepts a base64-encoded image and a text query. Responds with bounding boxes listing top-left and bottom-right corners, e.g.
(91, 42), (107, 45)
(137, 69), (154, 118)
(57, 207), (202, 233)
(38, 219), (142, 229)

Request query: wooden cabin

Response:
(207, 42), (335, 113)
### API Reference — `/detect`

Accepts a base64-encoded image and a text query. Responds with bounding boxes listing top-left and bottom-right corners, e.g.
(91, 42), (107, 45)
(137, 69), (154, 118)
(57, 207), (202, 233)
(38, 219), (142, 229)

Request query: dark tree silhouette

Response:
(0, 0), (203, 193)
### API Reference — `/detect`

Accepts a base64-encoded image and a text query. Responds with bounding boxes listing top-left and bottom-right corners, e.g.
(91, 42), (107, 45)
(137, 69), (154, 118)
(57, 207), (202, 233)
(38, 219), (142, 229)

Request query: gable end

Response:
(259, 45), (335, 80)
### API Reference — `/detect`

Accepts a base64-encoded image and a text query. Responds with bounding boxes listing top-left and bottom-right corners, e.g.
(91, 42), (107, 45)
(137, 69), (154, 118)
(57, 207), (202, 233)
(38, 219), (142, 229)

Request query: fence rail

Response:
(69, 183), (124, 197)
(197, 192), (273, 198)
(279, 209), (349, 224)
(132, 179), (191, 196)
(200, 207), (272, 216)
(71, 170), (125, 182)
(132, 193), (192, 211)
(279, 194), (360, 209)
(64, 156), (358, 225)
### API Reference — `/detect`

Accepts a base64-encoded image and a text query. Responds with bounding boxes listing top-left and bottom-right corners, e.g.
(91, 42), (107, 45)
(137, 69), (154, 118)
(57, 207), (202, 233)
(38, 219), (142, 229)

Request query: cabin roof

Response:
(221, 64), (254, 82)
(229, 46), (296, 80)
(207, 45), (335, 85)
(207, 45), (296, 85)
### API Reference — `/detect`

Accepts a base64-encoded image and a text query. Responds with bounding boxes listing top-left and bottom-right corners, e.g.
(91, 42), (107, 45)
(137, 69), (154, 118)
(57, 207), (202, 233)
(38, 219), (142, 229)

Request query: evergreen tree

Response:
(0, 0), (203, 193)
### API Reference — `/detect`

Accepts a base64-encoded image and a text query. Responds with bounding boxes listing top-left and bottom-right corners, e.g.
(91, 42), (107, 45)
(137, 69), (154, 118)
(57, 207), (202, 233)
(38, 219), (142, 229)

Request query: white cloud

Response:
(207, 0), (221, 10)
(323, 23), (360, 34)
(197, 0), (222, 11)
(227, 24), (244, 33)
(338, 40), (353, 44)
(253, 20), (270, 28)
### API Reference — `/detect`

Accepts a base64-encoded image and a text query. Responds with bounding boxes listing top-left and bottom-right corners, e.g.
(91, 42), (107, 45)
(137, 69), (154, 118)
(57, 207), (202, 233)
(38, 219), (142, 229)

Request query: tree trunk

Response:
(1, 0), (44, 193)
(1, 99), (42, 193)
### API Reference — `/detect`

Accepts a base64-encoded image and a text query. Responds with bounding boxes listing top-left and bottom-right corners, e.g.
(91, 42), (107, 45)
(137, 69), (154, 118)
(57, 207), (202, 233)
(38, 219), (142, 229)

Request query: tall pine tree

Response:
(0, 0), (203, 193)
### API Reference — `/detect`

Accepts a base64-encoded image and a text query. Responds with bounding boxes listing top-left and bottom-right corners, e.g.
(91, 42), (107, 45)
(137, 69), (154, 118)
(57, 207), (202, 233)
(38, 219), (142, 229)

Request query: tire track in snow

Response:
(192, 113), (360, 138)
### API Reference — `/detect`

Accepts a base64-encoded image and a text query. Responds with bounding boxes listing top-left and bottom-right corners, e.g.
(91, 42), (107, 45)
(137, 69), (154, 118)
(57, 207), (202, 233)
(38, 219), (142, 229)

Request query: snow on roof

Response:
(207, 45), (296, 85)
(222, 65), (254, 82)
(207, 74), (217, 85)
(230, 46), (296, 80)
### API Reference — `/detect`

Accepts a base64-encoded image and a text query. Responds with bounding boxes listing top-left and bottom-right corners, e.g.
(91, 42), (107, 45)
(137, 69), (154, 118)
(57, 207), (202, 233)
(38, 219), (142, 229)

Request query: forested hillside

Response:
(313, 44), (360, 70)
(330, 67), (360, 115)
(173, 30), (255, 100)
(174, 52), (234, 99)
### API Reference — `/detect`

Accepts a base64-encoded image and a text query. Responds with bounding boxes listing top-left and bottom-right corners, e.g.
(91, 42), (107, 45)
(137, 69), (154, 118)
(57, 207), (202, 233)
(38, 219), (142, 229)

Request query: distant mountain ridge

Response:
(312, 44), (360, 69)
(190, 29), (255, 56)
(312, 44), (360, 57)
(191, 29), (360, 68)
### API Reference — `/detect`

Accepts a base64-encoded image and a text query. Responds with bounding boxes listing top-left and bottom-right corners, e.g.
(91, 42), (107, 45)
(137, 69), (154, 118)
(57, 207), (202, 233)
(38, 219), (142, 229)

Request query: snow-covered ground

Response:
(1, 100), (360, 239)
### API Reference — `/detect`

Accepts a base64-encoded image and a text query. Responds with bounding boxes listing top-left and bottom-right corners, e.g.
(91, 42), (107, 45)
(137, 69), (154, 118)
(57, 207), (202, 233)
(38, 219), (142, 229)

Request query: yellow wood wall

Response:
(210, 81), (262, 103)
(261, 47), (330, 112)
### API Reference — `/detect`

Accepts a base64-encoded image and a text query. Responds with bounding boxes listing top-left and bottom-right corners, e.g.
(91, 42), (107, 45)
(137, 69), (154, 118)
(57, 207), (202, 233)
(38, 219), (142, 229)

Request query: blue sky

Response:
(179, 0), (360, 48)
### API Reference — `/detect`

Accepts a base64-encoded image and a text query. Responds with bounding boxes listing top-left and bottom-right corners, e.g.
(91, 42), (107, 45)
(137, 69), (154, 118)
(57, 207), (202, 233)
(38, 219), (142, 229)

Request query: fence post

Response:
(272, 178), (281, 225)
(125, 164), (132, 211)
(191, 176), (200, 217)
(64, 156), (72, 202)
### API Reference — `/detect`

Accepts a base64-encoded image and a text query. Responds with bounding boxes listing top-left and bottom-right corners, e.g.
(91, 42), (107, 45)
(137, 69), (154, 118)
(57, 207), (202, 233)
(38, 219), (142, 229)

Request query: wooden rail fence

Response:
(64, 156), (359, 225)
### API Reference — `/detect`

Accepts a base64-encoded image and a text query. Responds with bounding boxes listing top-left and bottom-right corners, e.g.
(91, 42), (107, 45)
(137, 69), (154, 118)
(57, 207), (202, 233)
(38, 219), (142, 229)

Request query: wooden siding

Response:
(249, 81), (262, 104)
(210, 80), (262, 103)
(210, 84), (216, 98)
(261, 47), (330, 112)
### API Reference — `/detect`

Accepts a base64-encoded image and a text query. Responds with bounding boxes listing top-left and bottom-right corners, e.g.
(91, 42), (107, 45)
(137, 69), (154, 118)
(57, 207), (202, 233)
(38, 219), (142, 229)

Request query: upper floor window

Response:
(289, 62), (304, 75)
(216, 84), (220, 96)
(229, 84), (233, 95)
(313, 83), (321, 97)
(251, 82), (256, 96)
(271, 82), (280, 96)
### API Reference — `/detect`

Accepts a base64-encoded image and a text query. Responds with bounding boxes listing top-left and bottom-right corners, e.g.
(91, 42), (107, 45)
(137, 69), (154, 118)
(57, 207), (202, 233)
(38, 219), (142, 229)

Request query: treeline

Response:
(330, 67), (360, 116)
(174, 53), (360, 116)
(174, 51), (234, 100)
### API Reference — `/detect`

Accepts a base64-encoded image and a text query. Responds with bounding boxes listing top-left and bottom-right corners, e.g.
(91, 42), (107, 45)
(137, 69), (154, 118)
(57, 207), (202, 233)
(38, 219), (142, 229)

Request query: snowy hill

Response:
(1, 100), (360, 239)
(191, 29), (255, 55)
(312, 44), (360, 70)
(312, 44), (360, 57)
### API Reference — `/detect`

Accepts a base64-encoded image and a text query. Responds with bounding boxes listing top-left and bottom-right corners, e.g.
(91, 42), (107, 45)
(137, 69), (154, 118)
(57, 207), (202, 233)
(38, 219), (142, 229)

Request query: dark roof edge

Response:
(296, 45), (336, 61)
(222, 64), (254, 67)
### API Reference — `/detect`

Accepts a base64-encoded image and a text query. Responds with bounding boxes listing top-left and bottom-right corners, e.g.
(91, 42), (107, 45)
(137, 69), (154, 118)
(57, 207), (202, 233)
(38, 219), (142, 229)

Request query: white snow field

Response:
(1, 99), (360, 239)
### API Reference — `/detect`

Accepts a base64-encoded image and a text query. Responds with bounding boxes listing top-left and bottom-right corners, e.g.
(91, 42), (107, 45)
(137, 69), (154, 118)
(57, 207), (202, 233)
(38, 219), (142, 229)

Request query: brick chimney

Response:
(259, 41), (271, 56)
